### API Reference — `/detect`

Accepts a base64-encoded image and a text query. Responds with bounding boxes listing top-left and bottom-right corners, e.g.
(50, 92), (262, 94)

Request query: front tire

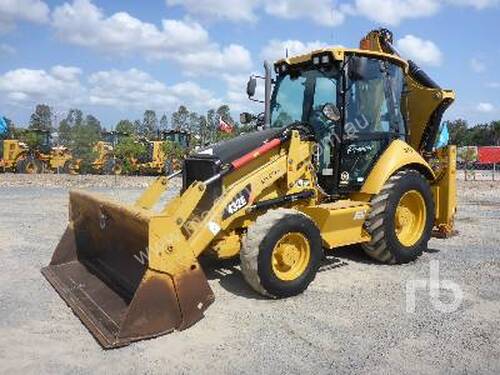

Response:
(362, 169), (435, 264)
(240, 209), (323, 298)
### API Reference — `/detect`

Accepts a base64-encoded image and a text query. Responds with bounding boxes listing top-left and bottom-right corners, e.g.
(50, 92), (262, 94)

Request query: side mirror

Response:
(240, 112), (254, 125)
(246, 76), (257, 98)
(322, 103), (341, 122)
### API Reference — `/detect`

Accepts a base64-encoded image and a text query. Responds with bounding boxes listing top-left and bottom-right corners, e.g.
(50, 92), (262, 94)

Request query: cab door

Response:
(336, 56), (407, 191)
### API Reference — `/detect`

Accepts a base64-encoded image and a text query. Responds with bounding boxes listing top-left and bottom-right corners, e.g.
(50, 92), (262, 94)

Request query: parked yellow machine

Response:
(134, 131), (191, 175)
(91, 131), (129, 175)
(0, 138), (28, 172)
(42, 29), (456, 348)
(132, 139), (166, 175)
(1, 130), (77, 173)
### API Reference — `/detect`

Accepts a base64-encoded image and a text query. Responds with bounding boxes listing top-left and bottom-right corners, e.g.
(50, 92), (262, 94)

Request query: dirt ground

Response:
(0, 174), (498, 374)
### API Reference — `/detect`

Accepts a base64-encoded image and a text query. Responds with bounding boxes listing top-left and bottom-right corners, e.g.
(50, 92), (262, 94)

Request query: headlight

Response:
(274, 63), (288, 74)
(312, 53), (332, 66)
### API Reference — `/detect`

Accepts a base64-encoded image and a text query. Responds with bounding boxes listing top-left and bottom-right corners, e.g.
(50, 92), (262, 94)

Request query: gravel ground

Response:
(0, 175), (498, 374)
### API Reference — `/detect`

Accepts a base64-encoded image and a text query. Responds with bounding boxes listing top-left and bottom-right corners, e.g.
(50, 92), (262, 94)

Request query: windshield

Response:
(270, 66), (339, 130)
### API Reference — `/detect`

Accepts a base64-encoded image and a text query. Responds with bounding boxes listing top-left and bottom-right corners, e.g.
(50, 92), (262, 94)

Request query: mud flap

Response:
(41, 190), (214, 348)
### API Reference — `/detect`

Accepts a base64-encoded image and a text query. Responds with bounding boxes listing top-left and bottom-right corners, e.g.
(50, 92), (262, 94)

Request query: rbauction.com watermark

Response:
(406, 260), (464, 313)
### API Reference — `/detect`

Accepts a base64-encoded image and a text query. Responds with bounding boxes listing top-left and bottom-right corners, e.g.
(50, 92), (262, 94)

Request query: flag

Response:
(218, 117), (234, 134)
(435, 122), (450, 149)
(0, 116), (8, 137)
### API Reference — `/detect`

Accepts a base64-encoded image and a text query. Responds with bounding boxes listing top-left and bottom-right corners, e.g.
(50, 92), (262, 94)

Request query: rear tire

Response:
(362, 170), (435, 264)
(17, 156), (43, 174)
(104, 159), (123, 175)
(240, 209), (323, 298)
(62, 160), (75, 174)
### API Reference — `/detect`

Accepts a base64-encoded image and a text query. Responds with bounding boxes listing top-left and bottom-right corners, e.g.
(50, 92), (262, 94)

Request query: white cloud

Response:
(486, 82), (500, 89)
(470, 58), (486, 73)
(261, 39), (328, 62)
(165, 0), (500, 26)
(52, 0), (252, 75)
(0, 0), (49, 31)
(166, 0), (344, 26)
(88, 69), (221, 110)
(179, 44), (252, 76)
(451, 0), (500, 9)
(166, 0), (259, 22)
(396, 35), (443, 66)
(264, 0), (345, 26)
(476, 102), (495, 113)
(0, 43), (16, 55)
(344, 0), (499, 26)
(0, 66), (84, 105)
(223, 73), (258, 112)
(0, 65), (222, 113)
(341, 0), (440, 25)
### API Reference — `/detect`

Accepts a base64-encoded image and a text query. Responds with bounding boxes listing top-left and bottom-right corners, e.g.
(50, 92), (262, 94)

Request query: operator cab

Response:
(268, 50), (407, 194)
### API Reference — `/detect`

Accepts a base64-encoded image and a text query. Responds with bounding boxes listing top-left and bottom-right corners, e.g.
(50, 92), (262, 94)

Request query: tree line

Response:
(2, 103), (255, 173)
(447, 119), (500, 146)
(4, 106), (500, 150)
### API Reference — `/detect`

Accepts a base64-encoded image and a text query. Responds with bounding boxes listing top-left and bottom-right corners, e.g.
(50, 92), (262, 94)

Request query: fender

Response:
(360, 139), (435, 195)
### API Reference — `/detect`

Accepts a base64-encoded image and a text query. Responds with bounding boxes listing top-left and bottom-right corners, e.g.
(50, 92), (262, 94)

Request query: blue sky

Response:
(0, 0), (499, 129)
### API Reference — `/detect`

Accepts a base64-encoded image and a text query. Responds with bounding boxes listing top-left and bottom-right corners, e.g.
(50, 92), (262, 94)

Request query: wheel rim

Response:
(25, 161), (36, 174)
(394, 190), (427, 247)
(271, 232), (311, 281)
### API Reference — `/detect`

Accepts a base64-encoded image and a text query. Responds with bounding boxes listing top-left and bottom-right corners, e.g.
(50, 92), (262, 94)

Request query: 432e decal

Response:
(223, 185), (252, 219)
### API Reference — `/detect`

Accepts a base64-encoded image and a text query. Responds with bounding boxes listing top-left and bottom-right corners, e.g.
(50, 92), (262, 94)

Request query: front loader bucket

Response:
(41, 190), (214, 348)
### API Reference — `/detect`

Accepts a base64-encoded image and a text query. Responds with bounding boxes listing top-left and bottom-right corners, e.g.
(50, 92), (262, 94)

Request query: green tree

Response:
(470, 124), (490, 146)
(206, 109), (217, 143)
(141, 110), (158, 138)
(58, 121), (72, 145)
(489, 121), (500, 146)
(187, 112), (200, 134)
(85, 115), (102, 134)
(115, 119), (135, 134)
(63, 111), (102, 173)
(159, 114), (169, 131)
(29, 104), (52, 131)
(58, 109), (85, 146)
(216, 105), (235, 126)
(114, 136), (147, 173)
(133, 119), (142, 135)
(196, 115), (210, 146)
(447, 119), (469, 146)
(171, 105), (190, 131)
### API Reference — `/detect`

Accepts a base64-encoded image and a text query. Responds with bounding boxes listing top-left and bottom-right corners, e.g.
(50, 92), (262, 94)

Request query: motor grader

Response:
(42, 29), (456, 348)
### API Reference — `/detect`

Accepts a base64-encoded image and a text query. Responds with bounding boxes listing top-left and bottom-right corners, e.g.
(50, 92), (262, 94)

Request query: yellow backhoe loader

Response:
(42, 29), (456, 348)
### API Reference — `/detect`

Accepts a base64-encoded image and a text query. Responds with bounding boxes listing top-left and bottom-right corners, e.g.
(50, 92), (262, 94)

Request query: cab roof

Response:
(275, 47), (408, 71)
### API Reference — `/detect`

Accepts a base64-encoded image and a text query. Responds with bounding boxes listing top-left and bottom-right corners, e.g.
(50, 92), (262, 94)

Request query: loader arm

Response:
(147, 130), (315, 275)
(41, 129), (316, 348)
